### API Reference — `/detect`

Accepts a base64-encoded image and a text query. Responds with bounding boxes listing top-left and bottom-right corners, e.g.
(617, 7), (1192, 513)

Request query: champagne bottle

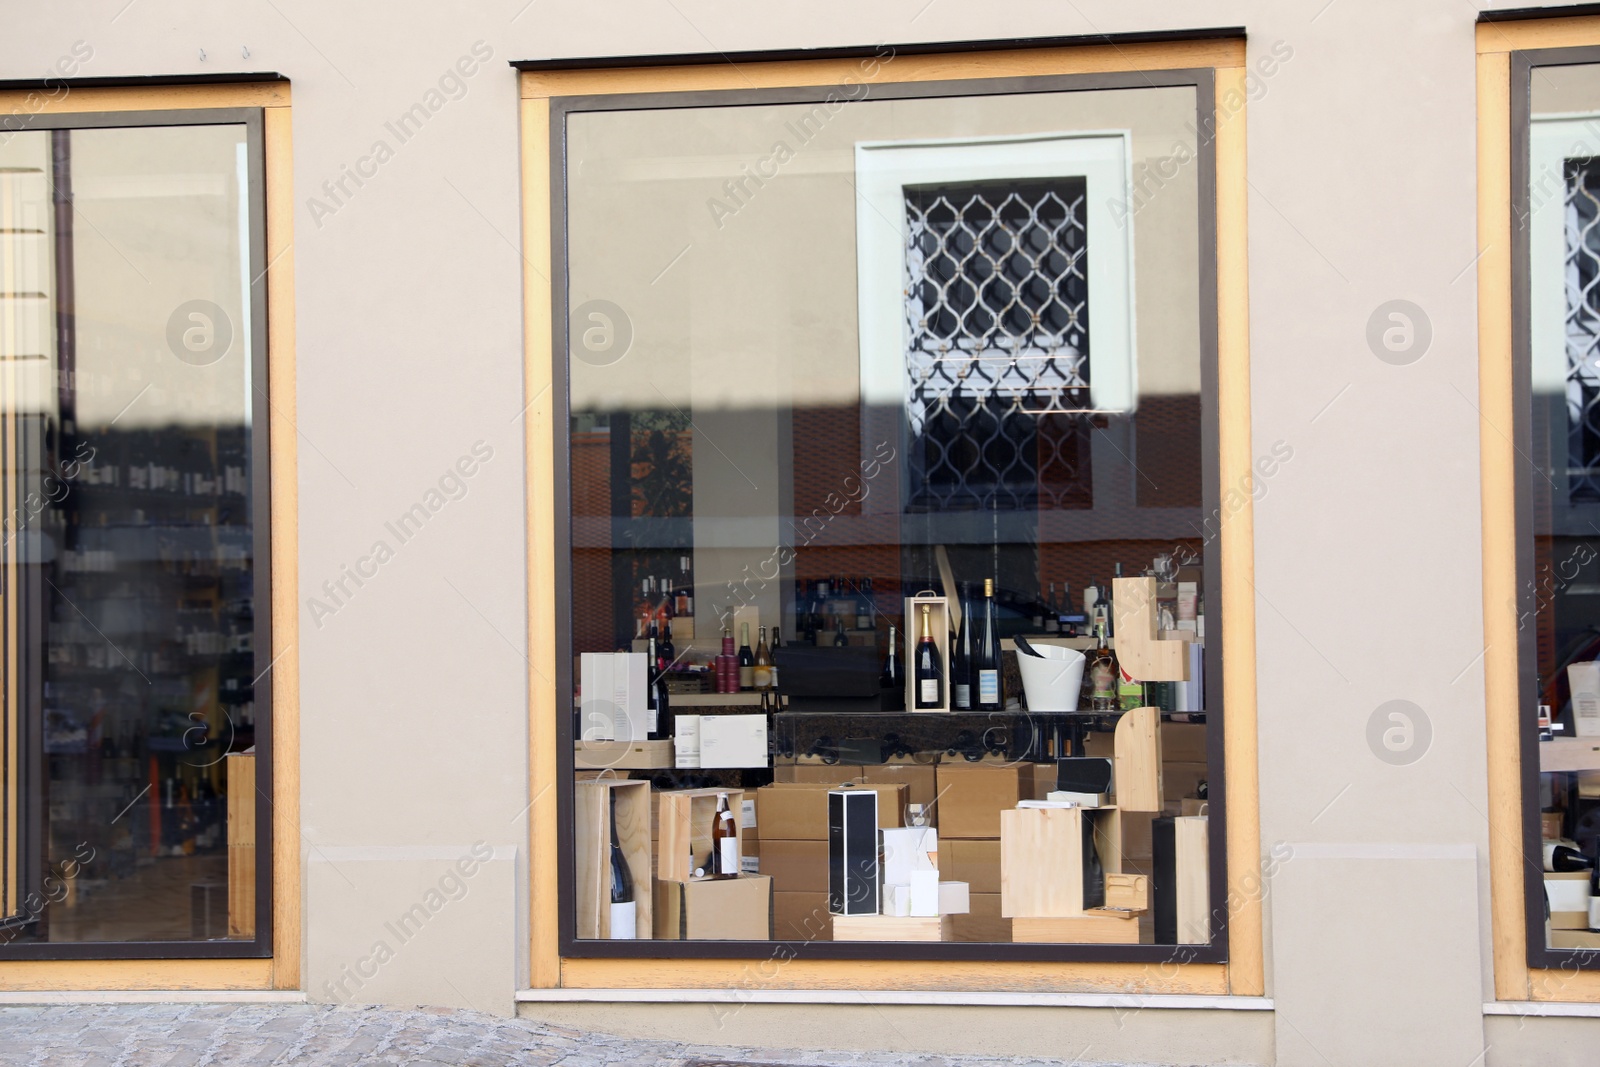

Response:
(738, 623), (755, 691)
(608, 795), (637, 938)
(754, 625), (773, 691)
(952, 584), (974, 710)
(712, 791), (739, 878)
(880, 624), (905, 711)
(1545, 842), (1597, 872)
(915, 605), (944, 709)
(976, 579), (1003, 711)
(1088, 621), (1119, 712)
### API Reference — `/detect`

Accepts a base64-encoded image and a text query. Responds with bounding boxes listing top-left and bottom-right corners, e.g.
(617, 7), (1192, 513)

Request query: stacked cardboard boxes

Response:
(934, 760), (1055, 942)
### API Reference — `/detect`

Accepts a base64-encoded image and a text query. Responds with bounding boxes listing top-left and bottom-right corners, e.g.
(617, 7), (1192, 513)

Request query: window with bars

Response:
(903, 179), (1094, 512)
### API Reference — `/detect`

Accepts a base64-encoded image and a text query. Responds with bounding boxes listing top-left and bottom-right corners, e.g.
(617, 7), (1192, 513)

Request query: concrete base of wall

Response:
(1485, 1013), (1600, 1067)
(516, 1000), (1276, 1065)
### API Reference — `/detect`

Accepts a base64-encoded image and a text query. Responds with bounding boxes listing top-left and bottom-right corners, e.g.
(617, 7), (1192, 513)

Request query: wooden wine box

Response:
(1000, 805), (1122, 918)
(657, 787), (746, 882)
(832, 913), (953, 942)
(1013, 913), (1140, 944)
(226, 751), (255, 937)
(574, 738), (673, 771)
(903, 593), (952, 713)
(574, 779), (652, 939)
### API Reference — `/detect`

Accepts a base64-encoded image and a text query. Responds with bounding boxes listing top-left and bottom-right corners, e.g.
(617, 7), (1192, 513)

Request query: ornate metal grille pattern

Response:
(903, 179), (1092, 512)
(1566, 159), (1600, 502)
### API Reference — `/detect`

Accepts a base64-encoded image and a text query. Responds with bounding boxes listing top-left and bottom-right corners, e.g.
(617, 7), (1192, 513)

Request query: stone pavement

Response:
(0, 1003), (1145, 1067)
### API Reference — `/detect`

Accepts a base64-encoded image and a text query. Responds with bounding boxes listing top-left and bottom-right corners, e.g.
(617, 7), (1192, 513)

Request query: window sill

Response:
(516, 987), (1273, 1010)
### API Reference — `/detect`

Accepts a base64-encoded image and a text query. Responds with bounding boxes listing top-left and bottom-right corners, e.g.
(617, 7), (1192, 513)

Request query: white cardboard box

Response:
(882, 825), (938, 886)
(699, 714), (769, 768)
(579, 652), (646, 742)
(1571, 662), (1600, 738)
(674, 715), (700, 769)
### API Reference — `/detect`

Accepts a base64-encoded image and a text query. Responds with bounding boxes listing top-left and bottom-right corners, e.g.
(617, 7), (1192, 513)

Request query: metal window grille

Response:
(1566, 158), (1600, 502)
(903, 179), (1093, 512)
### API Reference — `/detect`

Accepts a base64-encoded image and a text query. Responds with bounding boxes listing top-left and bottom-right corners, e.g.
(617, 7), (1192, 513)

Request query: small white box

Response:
(580, 652), (647, 741)
(881, 825), (938, 886)
(673, 715), (700, 769)
(1571, 662), (1600, 738)
(1047, 790), (1107, 807)
(909, 869), (941, 917)
(884, 882), (913, 917)
(1546, 873), (1591, 913)
(938, 881), (971, 915)
(699, 714), (769, 768)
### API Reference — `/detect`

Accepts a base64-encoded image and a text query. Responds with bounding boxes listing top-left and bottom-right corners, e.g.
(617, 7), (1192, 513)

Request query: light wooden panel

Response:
(1013, 914), (1139, 945)
(1110, 578), (1189, 681)
(657, 788), (744, 882)
(0, 958), (272, 990)
(263, 97), (300, 994)
(1113, 707), (1162, 813)
(521, 94), (561, 990)
(524, 47), (1258, 997)
(227, 753), (256, 938)
(0, 82), (289, 115)
(1000, 806), (1121, 919)
(832, 914), (950, 942)
(1478, 17), (1600, 54)
(1212, 62), (1263, 999)
(520, 40), (1247, 99)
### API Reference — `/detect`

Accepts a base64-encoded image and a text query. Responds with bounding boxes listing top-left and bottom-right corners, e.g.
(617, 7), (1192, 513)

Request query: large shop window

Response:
(556, 71), (1224, 959)
(0, 111), (270, 956)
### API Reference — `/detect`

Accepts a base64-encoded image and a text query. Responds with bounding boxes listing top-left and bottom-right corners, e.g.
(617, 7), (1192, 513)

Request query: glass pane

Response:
(0, 122), (259, 944)
(564, 84), (1211, 948)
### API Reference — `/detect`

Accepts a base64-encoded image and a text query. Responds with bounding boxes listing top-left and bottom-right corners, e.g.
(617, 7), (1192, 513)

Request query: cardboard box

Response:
(862, 762), (940, 821)
(944, 838), (1002, 895)
(1551, 928), (1600, 949)
(654, 875), (772, 940)
(935, 763), (1025, 838)
(1163, 761), (1208, 803)
(948, 891), (1010, 943)
(700, 714), (769, 769)
(772, 891), (832, 941)
(1162, 723), (1208, 762)
(756, 783), (905, 840)
(1542, 811), (1564, 841)
(760, 839), (830, 893)
(776, 762), (866, 785)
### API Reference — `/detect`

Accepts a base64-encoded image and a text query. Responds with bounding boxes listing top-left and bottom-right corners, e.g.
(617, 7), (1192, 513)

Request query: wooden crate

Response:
(574, 779), (652, 939)
(832, 913), (952, 942)
(657, 787), (745, 882)
(1013, 913), (1140, 944)
(226, 751), (255, 938)
(574, 739), (673, 770)
(1113, 707), (1163, 813)
(903, 594), (952, 713)
(999, 805), (1121, 918)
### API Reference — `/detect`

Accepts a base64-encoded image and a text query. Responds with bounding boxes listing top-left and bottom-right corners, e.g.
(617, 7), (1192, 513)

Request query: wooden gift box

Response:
(999, 805), (1123, 918)
(903, 593), (952, 713)
(574, 778), (652, 939)
(656, 787), (746, 882)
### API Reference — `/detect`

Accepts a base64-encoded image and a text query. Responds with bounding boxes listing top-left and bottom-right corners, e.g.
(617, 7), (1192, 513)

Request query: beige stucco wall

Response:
(0, 1), (1576, 1063)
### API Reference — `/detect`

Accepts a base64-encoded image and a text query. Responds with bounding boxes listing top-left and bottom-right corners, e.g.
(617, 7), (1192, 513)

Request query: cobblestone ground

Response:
(0, 1004), (1140, 1067)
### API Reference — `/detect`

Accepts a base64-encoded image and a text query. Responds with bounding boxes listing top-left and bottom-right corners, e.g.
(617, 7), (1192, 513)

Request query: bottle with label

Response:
(1118, 662), (1144, 712)
(608, 794), (636, 938)
(1088, 621), (1119, 712)
(753, 626), (773, 691)
(646, 636), (662, 737)
(769, 629), (782, 693)
(712, 792), (739, 878)
(914, 605), (944, 710)
(880, 624), (905, 710)
(1544, 842), (1597, 872)
(738, 623), (755, 691)
(976, 579), (1003, 711)
(952, 584), (974, 710)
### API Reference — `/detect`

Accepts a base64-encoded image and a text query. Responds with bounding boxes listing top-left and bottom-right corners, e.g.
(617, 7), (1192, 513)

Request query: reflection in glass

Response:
(0, 123), (259, 943)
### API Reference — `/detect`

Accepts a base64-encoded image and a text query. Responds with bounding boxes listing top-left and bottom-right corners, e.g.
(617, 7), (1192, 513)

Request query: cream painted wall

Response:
(0, 0), (1548, 1060)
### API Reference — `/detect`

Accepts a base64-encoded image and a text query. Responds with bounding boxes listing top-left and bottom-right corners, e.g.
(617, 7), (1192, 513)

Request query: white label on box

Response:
(1571, 662), (1600, 738)
(741, 855), (760, 874)
(741, 797), (757, 830)
(699, 714), (769, 769)
(674, 715), (701, 769)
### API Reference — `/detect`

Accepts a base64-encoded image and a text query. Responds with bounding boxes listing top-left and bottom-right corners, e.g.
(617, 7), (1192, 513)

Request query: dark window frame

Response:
(0, 106), (273, 961)
(549, 65), (1229, 964)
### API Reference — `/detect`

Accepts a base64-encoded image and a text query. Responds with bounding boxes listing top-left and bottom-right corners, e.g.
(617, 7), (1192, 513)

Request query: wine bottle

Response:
(608, 795), (637, 938)
(976, 579), (1003, 711)
(952, 584), (974, 710)
(914, 605), (944, 709)
(646, 636), (662, 737)
(754, 625), (773, 691)
(1088, 621), (1119, 712)
(1545, 842), (1597, 872)
(1044, 582), (1060, 634)
(712, 791), (739, 878)
(738, 623), (755, 691)
(880, 624), (905, 711)
(658, 622), (675, 671)
(834, 617), (848, 647)
(769, 628), (782, 692)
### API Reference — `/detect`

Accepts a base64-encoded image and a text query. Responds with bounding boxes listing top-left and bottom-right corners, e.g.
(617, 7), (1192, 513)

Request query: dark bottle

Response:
(833, 617), (848, 647)
(914, 605), (944, 710)
(975, 578), (1004, 710)
(880, 624), (905, 711)
(608, 795), (637, 938)
(658, 625), (676, 671)
(952, 584), (974, 711)
(769, 629), (782, 693)
(646, 637), (673, 741)
(1545, 842), (1597, 872)
(738, 623), (755, 691)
